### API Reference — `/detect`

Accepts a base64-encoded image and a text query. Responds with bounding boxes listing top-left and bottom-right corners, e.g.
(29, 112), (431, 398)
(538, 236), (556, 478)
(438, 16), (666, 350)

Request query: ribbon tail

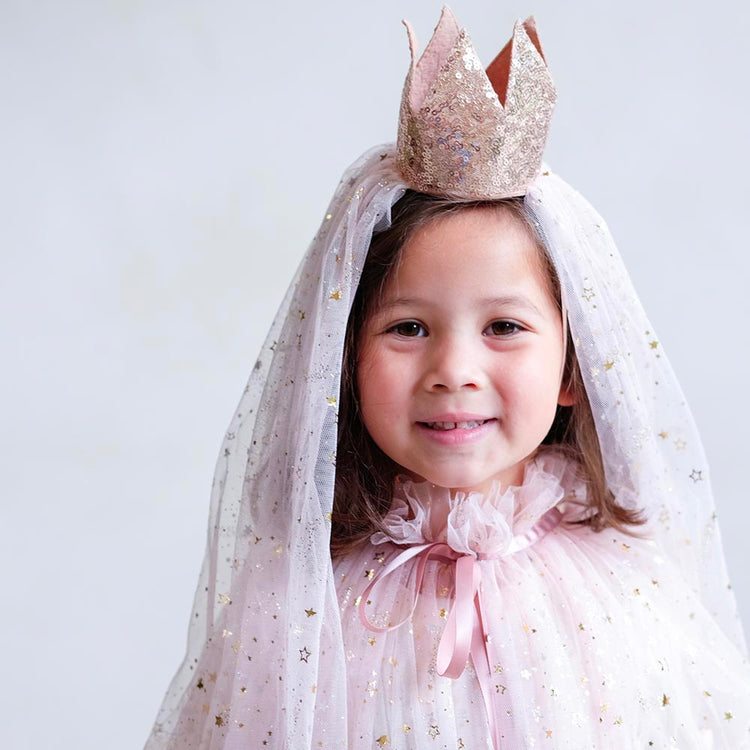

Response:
(471, 588), (505, 750)
(436, 555), (478, 678)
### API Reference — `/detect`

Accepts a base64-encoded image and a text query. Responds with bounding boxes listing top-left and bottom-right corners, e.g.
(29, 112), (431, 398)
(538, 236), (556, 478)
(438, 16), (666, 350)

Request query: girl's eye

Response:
(485, 320), (523, 336)
(387, 321), (425, 337)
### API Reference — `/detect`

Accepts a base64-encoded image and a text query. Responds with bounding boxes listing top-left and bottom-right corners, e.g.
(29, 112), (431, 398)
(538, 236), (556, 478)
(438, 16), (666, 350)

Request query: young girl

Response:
(146, 9), (750, 749)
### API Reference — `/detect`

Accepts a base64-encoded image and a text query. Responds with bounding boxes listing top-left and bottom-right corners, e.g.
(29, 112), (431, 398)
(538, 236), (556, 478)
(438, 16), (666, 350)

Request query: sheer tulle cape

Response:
(144, 146), (748, 749)
(338, 449), (750, 747)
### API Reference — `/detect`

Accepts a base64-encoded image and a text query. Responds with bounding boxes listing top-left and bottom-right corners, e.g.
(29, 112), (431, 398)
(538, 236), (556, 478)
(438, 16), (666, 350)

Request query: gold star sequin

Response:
(428, 725), (440, 739)
(196, 677), (204, 690)
(545, 729), (553, 738)
(703, 690), (712, 697)
(582, 287), (595, 302)
(365, 569), (375, 580)
(725, 712), (733, 720)
(376, 736), (389, 747)
(217, 593), (232, 605)
(458, 740), (466, 749)
(439, 608), (447, 619)
(326, 396), (337, 405)
(240, 686), (246, 693)
(402, 724), (411, 733)
(604, 360), (614, 370)
(674, 438), (686, 450)
(649, 340), (659, 349)
(689, 469), (703, 482)
(658, 431), (668, 439)
(215, 716), (224, 727)
(299, 647), (311, 663)
(368, 636), (376, 646)
(662, 694), (670, 706)
(305, 608), (317, 617)
(329, 290), (342, 300)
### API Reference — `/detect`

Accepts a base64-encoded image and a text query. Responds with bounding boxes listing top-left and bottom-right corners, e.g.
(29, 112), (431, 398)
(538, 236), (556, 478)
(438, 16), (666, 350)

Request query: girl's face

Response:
(357, 207), (572, 494)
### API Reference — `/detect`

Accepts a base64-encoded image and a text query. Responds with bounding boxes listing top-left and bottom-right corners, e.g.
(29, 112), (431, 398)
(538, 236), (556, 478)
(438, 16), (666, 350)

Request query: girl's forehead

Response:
(392, 207), (549, 293)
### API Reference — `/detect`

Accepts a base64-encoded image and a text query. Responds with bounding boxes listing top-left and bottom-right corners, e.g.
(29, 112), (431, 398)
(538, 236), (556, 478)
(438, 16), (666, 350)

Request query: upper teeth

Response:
(425, 420), (488, 430)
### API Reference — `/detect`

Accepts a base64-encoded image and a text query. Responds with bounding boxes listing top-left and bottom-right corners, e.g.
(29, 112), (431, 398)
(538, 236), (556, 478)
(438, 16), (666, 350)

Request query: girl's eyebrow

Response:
(378, 294), (543, 316)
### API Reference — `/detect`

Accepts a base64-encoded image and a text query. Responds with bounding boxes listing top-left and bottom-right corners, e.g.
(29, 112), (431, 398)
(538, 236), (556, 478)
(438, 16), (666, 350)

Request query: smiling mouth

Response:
(420, 419), (494, 431)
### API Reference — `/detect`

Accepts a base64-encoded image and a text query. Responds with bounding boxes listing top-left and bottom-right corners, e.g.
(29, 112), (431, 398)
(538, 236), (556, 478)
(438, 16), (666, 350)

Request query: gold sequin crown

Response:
(397, 7), (556, 200)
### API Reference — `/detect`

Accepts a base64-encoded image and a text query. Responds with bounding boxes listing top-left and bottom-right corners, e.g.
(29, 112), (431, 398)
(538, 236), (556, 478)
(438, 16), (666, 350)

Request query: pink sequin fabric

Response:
(397, 7), (556, 200)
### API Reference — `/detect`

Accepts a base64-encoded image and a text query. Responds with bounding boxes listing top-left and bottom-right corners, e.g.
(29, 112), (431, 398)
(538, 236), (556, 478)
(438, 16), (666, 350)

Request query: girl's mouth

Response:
(416, 418), (496, 446)
(420, 419), (493, 431)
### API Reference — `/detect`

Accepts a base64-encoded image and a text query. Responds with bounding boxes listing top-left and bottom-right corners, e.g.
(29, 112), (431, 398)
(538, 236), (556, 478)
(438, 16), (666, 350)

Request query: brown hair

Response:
(330, 190), (644, 556)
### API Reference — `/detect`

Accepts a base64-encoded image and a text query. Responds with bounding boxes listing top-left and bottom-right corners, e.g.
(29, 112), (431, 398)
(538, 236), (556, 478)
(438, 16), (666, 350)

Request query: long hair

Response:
(331, 190), (645, 556)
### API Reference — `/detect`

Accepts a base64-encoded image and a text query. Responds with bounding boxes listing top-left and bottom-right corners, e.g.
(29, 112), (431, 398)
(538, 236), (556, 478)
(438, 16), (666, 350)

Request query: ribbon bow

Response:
(358, 505), (563, 749)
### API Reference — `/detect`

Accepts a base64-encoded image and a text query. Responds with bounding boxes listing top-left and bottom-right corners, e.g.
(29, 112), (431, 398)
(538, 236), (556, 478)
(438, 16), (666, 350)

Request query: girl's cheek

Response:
(503, 352), (562, 393)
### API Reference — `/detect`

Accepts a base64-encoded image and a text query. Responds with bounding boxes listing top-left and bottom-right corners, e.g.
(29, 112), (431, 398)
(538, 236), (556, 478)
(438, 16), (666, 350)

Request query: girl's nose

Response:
(422, 335), (485, 392)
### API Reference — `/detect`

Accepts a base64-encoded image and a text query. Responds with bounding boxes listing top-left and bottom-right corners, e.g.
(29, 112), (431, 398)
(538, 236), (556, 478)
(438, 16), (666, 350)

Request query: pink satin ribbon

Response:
(358, 505), (563, 749)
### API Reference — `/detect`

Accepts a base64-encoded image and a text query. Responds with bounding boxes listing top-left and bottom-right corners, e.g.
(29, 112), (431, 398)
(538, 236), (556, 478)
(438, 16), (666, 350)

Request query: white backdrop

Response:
(1, 1), (748, 748)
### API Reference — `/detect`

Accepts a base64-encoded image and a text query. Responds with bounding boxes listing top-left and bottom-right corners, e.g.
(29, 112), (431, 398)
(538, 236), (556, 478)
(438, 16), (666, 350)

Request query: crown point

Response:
(419, 4), (460, 68)
(520, 16), (547, 63)
(438, 5), (457, 25)
(402, 19), (418, 68)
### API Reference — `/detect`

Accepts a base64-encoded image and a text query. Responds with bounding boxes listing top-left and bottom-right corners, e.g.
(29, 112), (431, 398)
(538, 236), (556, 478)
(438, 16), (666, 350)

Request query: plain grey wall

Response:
(1, 1), (748, 748)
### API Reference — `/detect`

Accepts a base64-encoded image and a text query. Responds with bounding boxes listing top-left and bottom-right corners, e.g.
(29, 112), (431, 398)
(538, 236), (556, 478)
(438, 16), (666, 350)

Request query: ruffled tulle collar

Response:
(370, 448), (590, 557)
